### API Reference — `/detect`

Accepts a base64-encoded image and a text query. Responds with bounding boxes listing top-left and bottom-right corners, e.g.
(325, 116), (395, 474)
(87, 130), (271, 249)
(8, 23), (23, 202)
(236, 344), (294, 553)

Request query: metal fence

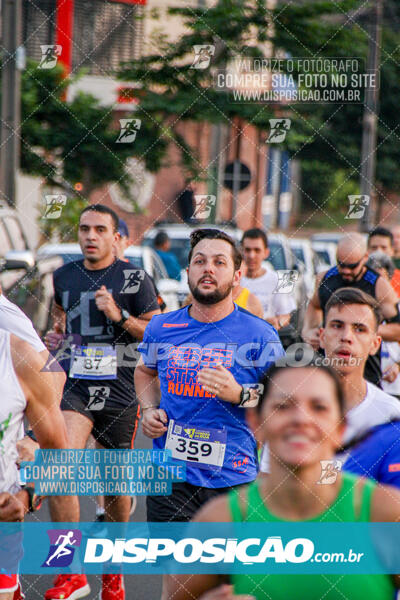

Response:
(22, 0), (56, 64)
(22, 0), (143, 74)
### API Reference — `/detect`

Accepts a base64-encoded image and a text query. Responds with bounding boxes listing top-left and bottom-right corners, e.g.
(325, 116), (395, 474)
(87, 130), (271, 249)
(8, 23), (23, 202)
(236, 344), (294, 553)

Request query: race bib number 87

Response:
(69, 345), (117, 380)
(165, 420), (226, 470)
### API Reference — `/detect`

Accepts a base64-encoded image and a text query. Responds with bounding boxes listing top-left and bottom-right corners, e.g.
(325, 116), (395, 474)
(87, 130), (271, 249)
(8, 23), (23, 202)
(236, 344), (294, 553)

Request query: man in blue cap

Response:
(153, 231), (181, 281)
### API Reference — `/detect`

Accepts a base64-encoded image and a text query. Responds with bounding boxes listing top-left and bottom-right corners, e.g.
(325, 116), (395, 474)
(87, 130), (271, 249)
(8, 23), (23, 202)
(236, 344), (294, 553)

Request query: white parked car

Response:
(311, 241), (337, 269)
(36, 243), (180, 312)
(311, 232), (345, 246)
(288, 238), (317, 299)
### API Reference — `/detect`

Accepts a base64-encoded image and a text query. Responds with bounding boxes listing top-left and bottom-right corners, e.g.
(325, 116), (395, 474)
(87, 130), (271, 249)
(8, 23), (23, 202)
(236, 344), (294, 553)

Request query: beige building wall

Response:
(144, 0), (200, 54)
(16, 172), (43, 249)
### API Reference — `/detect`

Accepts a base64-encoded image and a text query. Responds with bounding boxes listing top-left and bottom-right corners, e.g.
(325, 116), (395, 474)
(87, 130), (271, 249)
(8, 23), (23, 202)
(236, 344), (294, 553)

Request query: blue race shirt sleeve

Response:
(344, 422), (400, 489)
(378, 425), (400, 489)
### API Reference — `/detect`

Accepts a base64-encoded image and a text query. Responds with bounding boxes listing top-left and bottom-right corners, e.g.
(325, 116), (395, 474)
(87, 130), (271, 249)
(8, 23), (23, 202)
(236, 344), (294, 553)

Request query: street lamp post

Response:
(0, 0), (23, 207)
(359, 0), (383, 232)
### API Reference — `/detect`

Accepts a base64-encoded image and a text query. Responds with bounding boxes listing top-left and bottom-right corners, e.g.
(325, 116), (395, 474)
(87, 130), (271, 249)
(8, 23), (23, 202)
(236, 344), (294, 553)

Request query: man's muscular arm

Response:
(94, 285), (160, 341)
(302, 272), (325, 348)
(376, 276), (400, 342)
(122, 309), (161, 341)
(244, 292), (264, 319)
(11, 335), (69, 448)
(9, 335), (77, 519)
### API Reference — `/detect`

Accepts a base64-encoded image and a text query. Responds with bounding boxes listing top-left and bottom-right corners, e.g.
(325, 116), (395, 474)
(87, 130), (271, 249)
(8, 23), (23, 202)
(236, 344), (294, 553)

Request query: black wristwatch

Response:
(25, 429), (37, 443)
(116, 309), (130, 327)
(238, 385), (262, 408)
(238, 386), (251, 407)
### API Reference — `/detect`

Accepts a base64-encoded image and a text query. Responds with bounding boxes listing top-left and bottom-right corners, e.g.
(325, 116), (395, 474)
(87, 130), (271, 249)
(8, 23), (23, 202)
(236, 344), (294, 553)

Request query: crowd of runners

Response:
(1, 204), (400, 600)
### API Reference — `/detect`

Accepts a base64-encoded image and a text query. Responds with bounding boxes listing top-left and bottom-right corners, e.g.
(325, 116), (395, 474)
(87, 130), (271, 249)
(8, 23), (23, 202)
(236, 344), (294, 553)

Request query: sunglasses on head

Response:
(337, 258), (362, 269)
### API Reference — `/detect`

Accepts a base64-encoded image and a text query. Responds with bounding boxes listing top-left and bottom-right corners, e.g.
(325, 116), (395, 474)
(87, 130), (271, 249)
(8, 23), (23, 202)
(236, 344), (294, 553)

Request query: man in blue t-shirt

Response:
(136, 228), (284, 523)
(344, 420), (400, 488)
(153, 230), (182, 281)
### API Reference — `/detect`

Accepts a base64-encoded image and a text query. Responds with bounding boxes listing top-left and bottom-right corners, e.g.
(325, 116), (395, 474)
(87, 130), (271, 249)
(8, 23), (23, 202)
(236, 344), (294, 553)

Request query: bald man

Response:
(302, 233), (400, 386)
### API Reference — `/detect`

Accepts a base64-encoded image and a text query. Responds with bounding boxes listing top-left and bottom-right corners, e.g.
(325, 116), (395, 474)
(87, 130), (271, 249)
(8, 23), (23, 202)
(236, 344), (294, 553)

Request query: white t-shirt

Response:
(260, 381), (400, 472)
(0, 295), (45, 353)
(381, 340), (400, 395)
(0, 330), (27, 493)
(241, 270), (296, 319)
(343, 381), (400, 444)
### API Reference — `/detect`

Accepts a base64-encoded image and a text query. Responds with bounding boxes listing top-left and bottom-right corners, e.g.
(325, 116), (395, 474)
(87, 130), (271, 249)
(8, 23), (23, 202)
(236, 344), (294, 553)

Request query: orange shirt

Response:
(391, 269), (400, 297)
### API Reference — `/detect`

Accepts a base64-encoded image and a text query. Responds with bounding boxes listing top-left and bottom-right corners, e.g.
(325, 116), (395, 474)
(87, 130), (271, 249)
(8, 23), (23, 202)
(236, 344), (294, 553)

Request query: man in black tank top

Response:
(302, 233), (400, 386)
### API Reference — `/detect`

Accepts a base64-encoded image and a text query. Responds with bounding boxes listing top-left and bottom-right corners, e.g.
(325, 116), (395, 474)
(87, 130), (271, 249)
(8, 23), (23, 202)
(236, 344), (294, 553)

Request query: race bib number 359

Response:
(69, 345), (117, 380)
(165, 420), (226, 470)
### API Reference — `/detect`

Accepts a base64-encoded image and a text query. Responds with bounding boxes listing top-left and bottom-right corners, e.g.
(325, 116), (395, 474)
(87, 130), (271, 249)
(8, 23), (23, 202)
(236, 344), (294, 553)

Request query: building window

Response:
(22, 0), (143, 75)
(73, 0), (143, 75)
(22, 0), (56, 63)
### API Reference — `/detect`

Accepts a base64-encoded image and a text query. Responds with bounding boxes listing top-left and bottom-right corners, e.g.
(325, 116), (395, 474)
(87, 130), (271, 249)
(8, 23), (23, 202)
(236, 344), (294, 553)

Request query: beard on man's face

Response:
(189, 277), (233, 305)
(339, 265), (363, 283)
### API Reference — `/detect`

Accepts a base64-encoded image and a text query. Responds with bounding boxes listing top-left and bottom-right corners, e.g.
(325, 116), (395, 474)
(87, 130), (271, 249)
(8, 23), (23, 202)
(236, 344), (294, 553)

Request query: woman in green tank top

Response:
(167, 363), (400, 600)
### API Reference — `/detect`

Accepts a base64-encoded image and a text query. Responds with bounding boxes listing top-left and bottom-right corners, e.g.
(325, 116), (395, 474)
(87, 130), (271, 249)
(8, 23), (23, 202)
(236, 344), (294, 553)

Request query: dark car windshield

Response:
(291, 247), (305, 264)
(58, 252), (83, 264)
(144, 235), (288, 271)
(127, 255), (144, 268)
(315, 250), (331, 265)
(143, 237), (190, 270)
(48, 251), (144, 268)
(268, 242), (287, 271)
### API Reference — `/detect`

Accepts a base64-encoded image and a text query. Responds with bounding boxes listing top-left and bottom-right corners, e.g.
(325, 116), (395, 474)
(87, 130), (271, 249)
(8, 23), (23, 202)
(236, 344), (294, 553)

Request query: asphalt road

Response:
(21, 425), (163, 600)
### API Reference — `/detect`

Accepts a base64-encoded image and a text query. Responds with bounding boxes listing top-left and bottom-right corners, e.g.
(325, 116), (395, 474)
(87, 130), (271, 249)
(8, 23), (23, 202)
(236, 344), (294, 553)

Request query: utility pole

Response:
(0, 0), (23, 207)
(359, 0), (383, 232)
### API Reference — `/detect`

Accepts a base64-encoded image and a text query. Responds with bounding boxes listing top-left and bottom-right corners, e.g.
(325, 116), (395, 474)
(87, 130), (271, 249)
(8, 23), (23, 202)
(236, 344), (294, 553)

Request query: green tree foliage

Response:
(20, 60), (167, 205)
(118, 0), (399, 220)
(39, 195), (88, 243)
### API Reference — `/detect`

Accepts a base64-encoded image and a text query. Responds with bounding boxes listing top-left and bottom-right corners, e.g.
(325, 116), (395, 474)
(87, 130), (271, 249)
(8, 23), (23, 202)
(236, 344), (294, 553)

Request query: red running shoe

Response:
(100, 574), (125, 600)
(44, 574), (90, 600)
(13, 583), (25, 600)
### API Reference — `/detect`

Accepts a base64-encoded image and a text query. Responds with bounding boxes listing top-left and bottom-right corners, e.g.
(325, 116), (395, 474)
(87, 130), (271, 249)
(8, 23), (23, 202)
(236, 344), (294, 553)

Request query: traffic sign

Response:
(223, 161), (251, 191)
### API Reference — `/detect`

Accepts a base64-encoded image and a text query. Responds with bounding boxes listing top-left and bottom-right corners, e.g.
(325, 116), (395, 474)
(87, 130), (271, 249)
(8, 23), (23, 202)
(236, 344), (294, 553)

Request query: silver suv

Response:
(0, 205), (36, 287)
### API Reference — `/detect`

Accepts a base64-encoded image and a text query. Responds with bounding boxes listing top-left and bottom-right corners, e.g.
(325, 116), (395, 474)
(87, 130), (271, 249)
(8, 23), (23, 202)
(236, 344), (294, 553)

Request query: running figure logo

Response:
(267, 119), (291, 143)
(274, 270), (298, 294)
(43, 194), (67, 219)
(42, 529), (82, 568)
(39, 45), (62, 69)
(192, 195), (216, 220)
(121, 269), (145, 294)
(116, 119), (141, 143)
(317, 460), (343, 485)
(345, 195), (370, 219)
(86, 386), (110, 411)
(190, 45), (215, 69)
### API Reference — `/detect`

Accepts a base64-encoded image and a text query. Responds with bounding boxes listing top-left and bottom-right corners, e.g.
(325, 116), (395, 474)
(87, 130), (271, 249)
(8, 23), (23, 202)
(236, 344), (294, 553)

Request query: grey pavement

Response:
(21, 425), (163, 600)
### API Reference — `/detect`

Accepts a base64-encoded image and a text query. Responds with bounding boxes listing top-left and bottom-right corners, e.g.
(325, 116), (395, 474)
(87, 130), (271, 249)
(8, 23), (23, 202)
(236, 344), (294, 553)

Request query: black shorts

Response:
(146, 481), (241, 522)
(61, 393), (140, 449)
